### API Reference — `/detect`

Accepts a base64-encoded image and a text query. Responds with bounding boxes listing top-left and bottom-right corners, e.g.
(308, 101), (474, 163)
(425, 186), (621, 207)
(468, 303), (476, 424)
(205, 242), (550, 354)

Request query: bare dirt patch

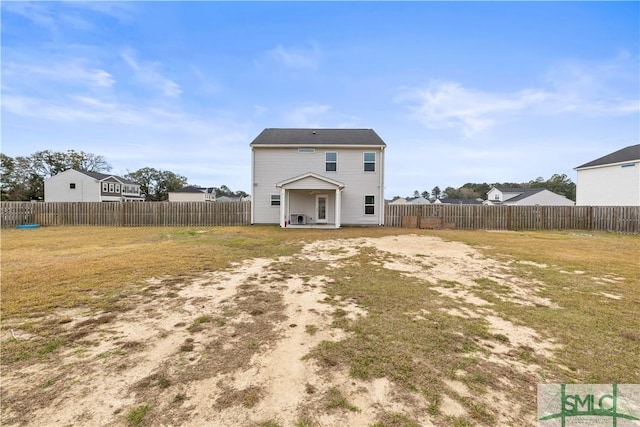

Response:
(1, 234), (575, 426)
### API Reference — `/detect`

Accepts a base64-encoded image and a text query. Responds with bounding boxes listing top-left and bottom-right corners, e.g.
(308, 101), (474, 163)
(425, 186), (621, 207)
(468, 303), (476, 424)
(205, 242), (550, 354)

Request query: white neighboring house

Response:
(250, 128), (386, 228)
(389, 198), (409, 205)
(168, 186), (216, 202)
(45, 169), (144, 202)
(407, 196), (431, 205)
(574, 144), (640, 206)
(435, 198), (484, 205)
(484, 187), (575, 206)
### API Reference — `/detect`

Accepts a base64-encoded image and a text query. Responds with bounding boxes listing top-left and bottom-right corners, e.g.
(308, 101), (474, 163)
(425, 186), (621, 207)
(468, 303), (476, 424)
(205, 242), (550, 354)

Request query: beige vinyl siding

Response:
(168, 193), (206, 202)
(252, 146), (384, 225)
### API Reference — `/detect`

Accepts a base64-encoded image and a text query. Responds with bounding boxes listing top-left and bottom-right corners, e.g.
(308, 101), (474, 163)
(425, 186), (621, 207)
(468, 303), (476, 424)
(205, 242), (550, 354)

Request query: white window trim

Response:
(364, 152), (376, 172)
(364, 195), (375, 215)
(325, 151), (337, 172)
(270, 194), (281, 207)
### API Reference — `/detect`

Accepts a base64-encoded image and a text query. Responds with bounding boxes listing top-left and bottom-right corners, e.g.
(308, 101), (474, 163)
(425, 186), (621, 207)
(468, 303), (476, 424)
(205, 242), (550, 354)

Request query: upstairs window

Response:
(326, 152), (337, 172)
(102, 183), (109, 192)
(69, 183), (76, 189)
(364, 152), (375, 172)
(364, 195), (375, 215)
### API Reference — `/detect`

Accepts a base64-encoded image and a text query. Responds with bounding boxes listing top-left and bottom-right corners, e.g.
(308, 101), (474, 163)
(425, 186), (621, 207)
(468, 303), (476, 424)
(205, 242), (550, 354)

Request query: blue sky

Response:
(2, 1), (638, 198)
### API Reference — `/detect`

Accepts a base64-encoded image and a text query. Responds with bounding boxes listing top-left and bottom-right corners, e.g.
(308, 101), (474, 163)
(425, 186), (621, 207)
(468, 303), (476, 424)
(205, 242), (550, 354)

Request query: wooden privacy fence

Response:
(385, 204), (640, 234)
(1, 201), (251, 228)
(2, 202), (639, 233)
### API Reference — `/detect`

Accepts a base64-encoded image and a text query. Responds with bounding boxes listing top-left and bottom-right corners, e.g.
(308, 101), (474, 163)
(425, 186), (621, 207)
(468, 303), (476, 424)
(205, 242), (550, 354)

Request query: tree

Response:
(529, 173), (576, 201)
(421, 190), (430, 199)
(211, 185), (248, 198)
(0, 150), (111, 201)
(431, 186), (441, 200)
(460, 182), (491, 199)
(412, 190), (420, 198)
(26, 149), (111, 178)
(125, 167), (187, 201)
(443, 186), (462, 199)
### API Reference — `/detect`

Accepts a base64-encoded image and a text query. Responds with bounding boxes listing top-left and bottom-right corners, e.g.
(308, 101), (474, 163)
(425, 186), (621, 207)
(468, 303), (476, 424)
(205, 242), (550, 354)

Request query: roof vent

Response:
(312, 130), (316, 134)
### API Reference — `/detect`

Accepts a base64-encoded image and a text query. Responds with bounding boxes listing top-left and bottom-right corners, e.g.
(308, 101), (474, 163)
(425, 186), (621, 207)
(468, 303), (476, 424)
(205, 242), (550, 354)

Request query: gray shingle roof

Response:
(173, 186), (206, 193)
(575, 144), (640, 169)
(494, 187), (546, 202)
(76, 170), (138, 185)
(250, 128), (386, 147)
(439, 198), (484, 205)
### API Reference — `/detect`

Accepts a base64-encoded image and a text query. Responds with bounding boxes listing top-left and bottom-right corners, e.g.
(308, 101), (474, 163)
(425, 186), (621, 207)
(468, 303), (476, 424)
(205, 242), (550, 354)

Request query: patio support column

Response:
(280, 187), (287, 227)
(335, 188), (342, 228)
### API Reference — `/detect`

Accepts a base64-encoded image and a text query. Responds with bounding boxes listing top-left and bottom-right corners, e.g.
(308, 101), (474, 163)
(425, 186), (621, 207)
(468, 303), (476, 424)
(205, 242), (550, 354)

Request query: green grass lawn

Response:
(2, 226), (638, 426)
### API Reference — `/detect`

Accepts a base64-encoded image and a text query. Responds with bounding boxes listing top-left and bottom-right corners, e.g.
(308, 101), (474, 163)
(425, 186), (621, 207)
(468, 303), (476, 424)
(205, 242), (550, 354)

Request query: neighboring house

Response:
(216, 195), (250, 202)
(44, 169), (144, 202)
(168, 186), (216, 202)
(574, 144), (640, 206)
(435, 198), (484, 205)
(250, 128), (386, 228)
(407, 196), (431, 205)
(388, 198), (409, 205)
(484, 187), (574, 206)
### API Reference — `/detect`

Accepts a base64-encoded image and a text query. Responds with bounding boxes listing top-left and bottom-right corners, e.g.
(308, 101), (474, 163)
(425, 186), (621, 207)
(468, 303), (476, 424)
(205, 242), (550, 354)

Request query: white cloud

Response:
(121, 49), (182, 97)
(1, 1), (134, 33)
(3, 60), (115, 89)
(1, 93), (234, 138)
(397, 55), (639, 137)
(2, 2), (58, 32)
(253, 105), (268, 115)
(189, 65), (219, 95)
(64, 1), (134, 23)
(396, 81), (551, 137)
(285, 103), (332, 127)
(266, 43), (320, 69)
(542, 53), (640, 115)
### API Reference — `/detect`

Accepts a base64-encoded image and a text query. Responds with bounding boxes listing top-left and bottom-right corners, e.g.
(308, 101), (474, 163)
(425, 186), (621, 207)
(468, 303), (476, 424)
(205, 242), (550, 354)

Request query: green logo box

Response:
(538, 384), (640, 427)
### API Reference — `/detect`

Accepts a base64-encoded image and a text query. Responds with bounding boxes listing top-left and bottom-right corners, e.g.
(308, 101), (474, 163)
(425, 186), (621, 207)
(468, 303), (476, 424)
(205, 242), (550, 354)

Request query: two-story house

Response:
(484, 186), (574, 206)
(574, 144), (640, 206)
(44, 169), (144, 202)
(250, 128), (386, 228)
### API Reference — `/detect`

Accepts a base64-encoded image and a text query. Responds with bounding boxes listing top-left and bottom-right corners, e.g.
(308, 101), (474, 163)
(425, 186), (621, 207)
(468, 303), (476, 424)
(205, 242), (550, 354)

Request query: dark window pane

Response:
(365, 206), (375, 215)
(364, 163), (375, 172)
(326, 162), (337, 172)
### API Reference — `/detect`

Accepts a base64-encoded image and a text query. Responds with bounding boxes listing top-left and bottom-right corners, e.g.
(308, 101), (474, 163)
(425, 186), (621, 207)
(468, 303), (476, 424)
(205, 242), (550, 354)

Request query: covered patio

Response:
(276, 173), (345, 229)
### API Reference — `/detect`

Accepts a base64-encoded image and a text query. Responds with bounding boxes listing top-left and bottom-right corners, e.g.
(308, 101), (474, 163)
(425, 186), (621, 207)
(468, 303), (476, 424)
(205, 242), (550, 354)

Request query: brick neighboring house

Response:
(44, 169), (143, 202)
